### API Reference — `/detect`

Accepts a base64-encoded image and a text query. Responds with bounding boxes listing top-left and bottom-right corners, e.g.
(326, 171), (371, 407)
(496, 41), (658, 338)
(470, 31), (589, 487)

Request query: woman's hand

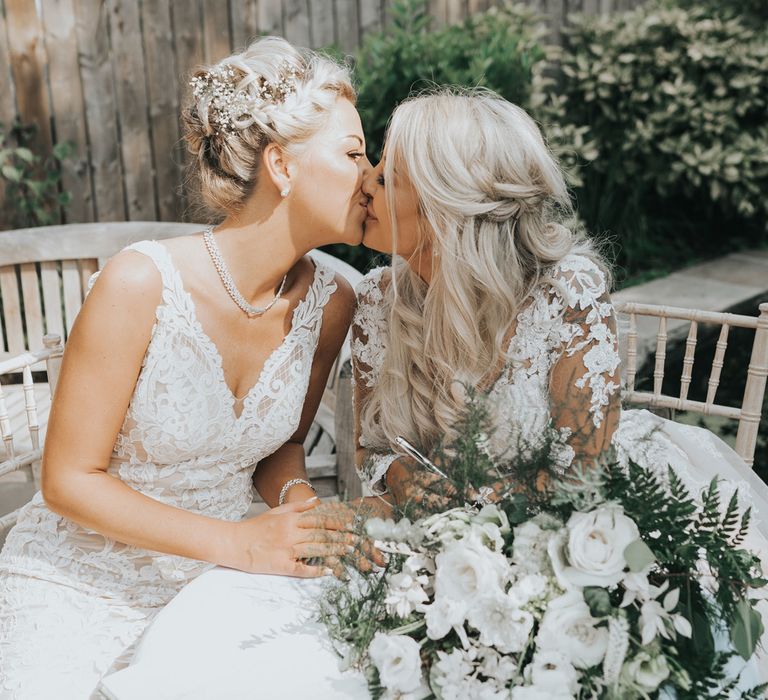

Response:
(385, 457), (459, 518)
(298, 499), (391, 577)
(223, 499), (369, 578)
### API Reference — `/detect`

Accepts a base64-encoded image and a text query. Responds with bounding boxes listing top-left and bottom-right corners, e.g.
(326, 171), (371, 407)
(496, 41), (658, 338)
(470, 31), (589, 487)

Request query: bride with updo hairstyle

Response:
(0, 35), (377, 697)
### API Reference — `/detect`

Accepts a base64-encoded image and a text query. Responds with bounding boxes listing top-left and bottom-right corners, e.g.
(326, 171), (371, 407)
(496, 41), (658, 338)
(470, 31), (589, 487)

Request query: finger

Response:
(298, 529), (359, 547)
(293, 542), (353, 560)
(318, 556), (348, 580)
(345, 549), (374, 574)
(273, 497), (320, 514)
(298, 509), (351, 531)
(290, 560), (332, 578)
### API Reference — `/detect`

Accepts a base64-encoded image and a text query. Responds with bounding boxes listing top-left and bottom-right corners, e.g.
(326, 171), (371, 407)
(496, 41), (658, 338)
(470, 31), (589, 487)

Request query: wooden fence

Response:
(0, 0), (644, 229)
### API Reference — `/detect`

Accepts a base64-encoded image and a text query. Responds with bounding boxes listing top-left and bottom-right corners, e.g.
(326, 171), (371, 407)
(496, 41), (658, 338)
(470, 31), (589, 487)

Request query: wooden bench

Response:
(0, 222), (362, 538)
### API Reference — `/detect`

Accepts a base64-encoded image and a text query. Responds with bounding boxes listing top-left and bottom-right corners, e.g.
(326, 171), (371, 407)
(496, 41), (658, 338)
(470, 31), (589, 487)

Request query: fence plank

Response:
(75, 0), (124, 221)
(284, 0), (310, 46)
(311, 0), (335, 49)
(358, 0), (381, 37)
(258, 0), (283, 37)
(202, 0), (232, 62)
(230, 1), (260, 51)
(141, 0), (182, 221)
(0, 0), (17, 126)
(40, 0), (93, 224)
(334, 0), (359, 52)
(108, 0), (156, 221)
(18, 263), (43, 350)
(5, 0), (52, 155)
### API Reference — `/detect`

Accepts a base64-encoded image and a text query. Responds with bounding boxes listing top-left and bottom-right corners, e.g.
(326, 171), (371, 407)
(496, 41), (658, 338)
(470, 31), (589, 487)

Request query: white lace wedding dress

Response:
(0, 240), (340, 699)
(352, 254), (768, 690)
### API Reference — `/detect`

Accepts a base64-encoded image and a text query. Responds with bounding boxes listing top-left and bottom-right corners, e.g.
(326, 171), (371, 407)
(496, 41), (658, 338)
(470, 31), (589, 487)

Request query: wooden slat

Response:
(79, 258), (98, 295)
(61, 260), (81, 334)
(258, 0), (283, 38)
(0, 380), (14, 458)
(284, 0), (311, 46)
(108, 0), (156, 221)
(39, 261), (64, 338)
(679, 321), (697, 403)
(140, 0), (183, 221)
(230, 1), (260, 52)
(735, 303), (768, 467)
(19, 262), (43, 350)
(75, 0), (125, 221)
(311, 0), (336, 49)
(40, 0), (94, 223)
(0, 0), (17, 127)
(171, 0), (205, 215)
(334, 0), (358, 52)
(445, 0), (464, 25)
(358, 0), (381, 37)
(623, 391), (742, 421)
(5, 0), (52, 156)
(202, 0), (232, 62)
(625, 312), (637, 392)
(0, 267), (24, 354)
(705, 323), (729, 409)
(652, 315), (667, 397)
(21, 363), (39, 450)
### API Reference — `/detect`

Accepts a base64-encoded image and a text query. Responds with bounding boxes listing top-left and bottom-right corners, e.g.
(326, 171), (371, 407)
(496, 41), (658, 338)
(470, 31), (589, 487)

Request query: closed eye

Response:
(377, 174), (385, 186)
(349, 152), (365, 160)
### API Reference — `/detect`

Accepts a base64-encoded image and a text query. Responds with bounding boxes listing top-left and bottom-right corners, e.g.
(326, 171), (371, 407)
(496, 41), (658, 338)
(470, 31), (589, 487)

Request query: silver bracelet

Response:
(278, 478), (316, 505)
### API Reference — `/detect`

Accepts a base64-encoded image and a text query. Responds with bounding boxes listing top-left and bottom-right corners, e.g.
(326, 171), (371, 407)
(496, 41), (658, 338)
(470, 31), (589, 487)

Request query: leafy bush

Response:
(0, 123), (72, 228)
(560, 3), (768, 282)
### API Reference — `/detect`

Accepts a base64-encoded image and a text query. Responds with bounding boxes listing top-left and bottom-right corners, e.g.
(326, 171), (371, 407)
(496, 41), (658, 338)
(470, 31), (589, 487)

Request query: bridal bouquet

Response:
(319, 400), (767, 699)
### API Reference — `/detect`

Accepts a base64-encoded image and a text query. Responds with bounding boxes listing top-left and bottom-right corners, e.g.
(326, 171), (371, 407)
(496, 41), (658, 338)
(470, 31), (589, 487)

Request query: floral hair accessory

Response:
(190, 60), (303, 134)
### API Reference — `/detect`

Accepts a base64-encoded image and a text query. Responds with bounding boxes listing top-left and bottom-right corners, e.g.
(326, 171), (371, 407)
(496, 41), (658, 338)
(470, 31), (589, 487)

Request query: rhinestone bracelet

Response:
(278, 478), (316, 506)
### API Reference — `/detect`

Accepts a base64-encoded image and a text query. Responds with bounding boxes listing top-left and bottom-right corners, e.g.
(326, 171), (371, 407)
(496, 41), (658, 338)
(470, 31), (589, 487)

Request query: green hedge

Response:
(560, 3), (768, 283)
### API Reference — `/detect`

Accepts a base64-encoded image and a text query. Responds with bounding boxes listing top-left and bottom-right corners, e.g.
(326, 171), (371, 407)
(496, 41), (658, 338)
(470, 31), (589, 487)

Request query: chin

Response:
(361, 229), (390, 254)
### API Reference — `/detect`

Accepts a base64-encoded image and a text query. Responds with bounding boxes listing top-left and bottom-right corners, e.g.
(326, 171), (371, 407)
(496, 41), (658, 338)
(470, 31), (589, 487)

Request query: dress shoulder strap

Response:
(291, 258), (338, 334)
(123, 240), (179, 292)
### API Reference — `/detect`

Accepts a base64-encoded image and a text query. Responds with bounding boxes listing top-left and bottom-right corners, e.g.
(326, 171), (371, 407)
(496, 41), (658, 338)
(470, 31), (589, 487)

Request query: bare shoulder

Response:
(88, 248), (163, 309)
(319, 268), (356, 342)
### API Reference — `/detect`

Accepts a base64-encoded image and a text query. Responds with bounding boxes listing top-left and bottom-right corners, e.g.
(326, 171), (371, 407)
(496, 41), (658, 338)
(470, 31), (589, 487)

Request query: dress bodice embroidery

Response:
(351, 254), (621, 491)
(0, 241), (338, 606)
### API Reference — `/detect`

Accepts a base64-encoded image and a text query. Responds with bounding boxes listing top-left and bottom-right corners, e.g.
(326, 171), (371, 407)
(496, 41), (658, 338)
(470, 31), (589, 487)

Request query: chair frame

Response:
(0, 334), (64, 531)
(615, 301), (768, 467)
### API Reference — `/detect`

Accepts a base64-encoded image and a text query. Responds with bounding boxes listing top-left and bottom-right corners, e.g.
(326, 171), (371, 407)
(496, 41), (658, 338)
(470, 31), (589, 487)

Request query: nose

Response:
(361, 160), (379, 198)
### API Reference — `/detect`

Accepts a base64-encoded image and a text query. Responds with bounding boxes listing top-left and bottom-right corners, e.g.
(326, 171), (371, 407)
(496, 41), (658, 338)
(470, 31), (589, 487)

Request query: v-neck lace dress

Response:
(0, 240), (338, 699)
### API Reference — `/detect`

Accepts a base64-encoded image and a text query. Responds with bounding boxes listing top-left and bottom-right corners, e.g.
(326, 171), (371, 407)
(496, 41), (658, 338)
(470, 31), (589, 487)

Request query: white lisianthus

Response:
(477, 647), (517, 683)
(549, 507), (640, 589)
(511, 686), (574, 700)
(424, 597), (468, 641)
(639, 585), (692, 645)
(526, 650), (579, 695)
(536, 591), (608, 669)
(512, 519), (560, 576)
(467, 592), (534, 653)
(473, 504), (511, 535)
(384, 571), (430, 618)
(368, 633), (423, 694)
(507, 573), (549, 607)
(621, 651), (671, 692)
(434, 538), (508, 603)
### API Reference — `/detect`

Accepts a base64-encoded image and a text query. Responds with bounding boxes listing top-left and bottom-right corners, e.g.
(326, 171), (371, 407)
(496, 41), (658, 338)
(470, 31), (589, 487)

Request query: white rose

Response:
(369, 633), (423, 694)
(512, 519), (559, 575)
(536, 591), (608, 669)
(550, 507), (640, 589)
(434, 538), (508, 602)
(508, 573), (549, 607)
(621, 652), (670, 692)
(424, 597), (468, 640)
(467, 592), (533, 653)
(527, 649), (579, 695)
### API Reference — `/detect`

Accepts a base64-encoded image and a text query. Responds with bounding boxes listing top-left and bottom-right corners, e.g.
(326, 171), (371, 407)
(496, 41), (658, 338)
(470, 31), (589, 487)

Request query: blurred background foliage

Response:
(323, 0), (768, 287)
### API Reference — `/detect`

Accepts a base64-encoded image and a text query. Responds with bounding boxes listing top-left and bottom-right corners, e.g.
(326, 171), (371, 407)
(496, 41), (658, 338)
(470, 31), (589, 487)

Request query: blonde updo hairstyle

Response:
(362, 87), (608, 455)
(182, 36), (356, 216)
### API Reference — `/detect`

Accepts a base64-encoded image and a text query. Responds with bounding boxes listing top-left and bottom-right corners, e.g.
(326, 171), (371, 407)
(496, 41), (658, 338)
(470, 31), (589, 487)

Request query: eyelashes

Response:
(377, 174), (385, 186)
(349, 152), (365, 160)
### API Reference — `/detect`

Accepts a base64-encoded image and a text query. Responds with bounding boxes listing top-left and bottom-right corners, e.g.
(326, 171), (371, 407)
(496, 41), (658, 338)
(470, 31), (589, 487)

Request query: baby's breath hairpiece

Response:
(190, 60), (303, 135)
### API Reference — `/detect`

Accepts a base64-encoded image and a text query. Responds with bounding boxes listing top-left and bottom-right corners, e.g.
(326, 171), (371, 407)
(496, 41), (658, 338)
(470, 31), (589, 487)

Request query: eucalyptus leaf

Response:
(730, 598), (764, 661)
(623, 538), (655, 572)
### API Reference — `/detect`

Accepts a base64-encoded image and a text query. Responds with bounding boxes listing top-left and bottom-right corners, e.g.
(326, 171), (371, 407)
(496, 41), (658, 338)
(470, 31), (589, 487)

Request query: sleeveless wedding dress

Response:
(0, 240), (339, 699)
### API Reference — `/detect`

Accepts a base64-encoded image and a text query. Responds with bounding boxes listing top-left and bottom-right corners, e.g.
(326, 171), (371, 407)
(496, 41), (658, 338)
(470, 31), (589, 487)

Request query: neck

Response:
(213, 196), (307, 300)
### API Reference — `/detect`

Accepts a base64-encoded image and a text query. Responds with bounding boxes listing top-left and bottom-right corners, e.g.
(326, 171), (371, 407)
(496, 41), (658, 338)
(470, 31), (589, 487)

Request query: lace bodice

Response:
(0, 241), (338, 607)
(351, 254), (621, 492)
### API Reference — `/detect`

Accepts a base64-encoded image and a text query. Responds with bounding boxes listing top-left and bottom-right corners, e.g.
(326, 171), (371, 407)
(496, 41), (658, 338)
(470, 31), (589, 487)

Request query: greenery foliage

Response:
(560, 3), (768, 282)
(0, 123), (72, 228)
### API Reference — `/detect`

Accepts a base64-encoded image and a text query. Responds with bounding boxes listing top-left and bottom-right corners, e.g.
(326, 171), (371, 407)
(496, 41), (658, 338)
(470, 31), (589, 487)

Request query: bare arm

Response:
(41, 251), (338, 577)
(251, 271), (356, 507)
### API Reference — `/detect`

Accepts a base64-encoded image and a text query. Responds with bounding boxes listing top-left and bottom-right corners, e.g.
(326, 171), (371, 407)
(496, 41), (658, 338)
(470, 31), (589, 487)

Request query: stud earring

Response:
(280, 186), (290, 198)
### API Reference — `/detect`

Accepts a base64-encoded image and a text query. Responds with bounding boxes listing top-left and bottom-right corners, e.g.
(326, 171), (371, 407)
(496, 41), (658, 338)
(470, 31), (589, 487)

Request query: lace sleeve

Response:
(548, 256), (621, 462)
(351, 268), (396, 494)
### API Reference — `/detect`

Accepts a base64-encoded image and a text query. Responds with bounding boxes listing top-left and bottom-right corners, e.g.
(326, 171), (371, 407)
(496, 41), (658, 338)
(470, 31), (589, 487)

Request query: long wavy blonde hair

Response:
(361, 87), (607, 454)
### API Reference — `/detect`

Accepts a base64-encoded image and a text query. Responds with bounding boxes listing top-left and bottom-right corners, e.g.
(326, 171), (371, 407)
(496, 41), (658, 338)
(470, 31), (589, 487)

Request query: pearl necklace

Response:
(203, 225), (288, 318)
